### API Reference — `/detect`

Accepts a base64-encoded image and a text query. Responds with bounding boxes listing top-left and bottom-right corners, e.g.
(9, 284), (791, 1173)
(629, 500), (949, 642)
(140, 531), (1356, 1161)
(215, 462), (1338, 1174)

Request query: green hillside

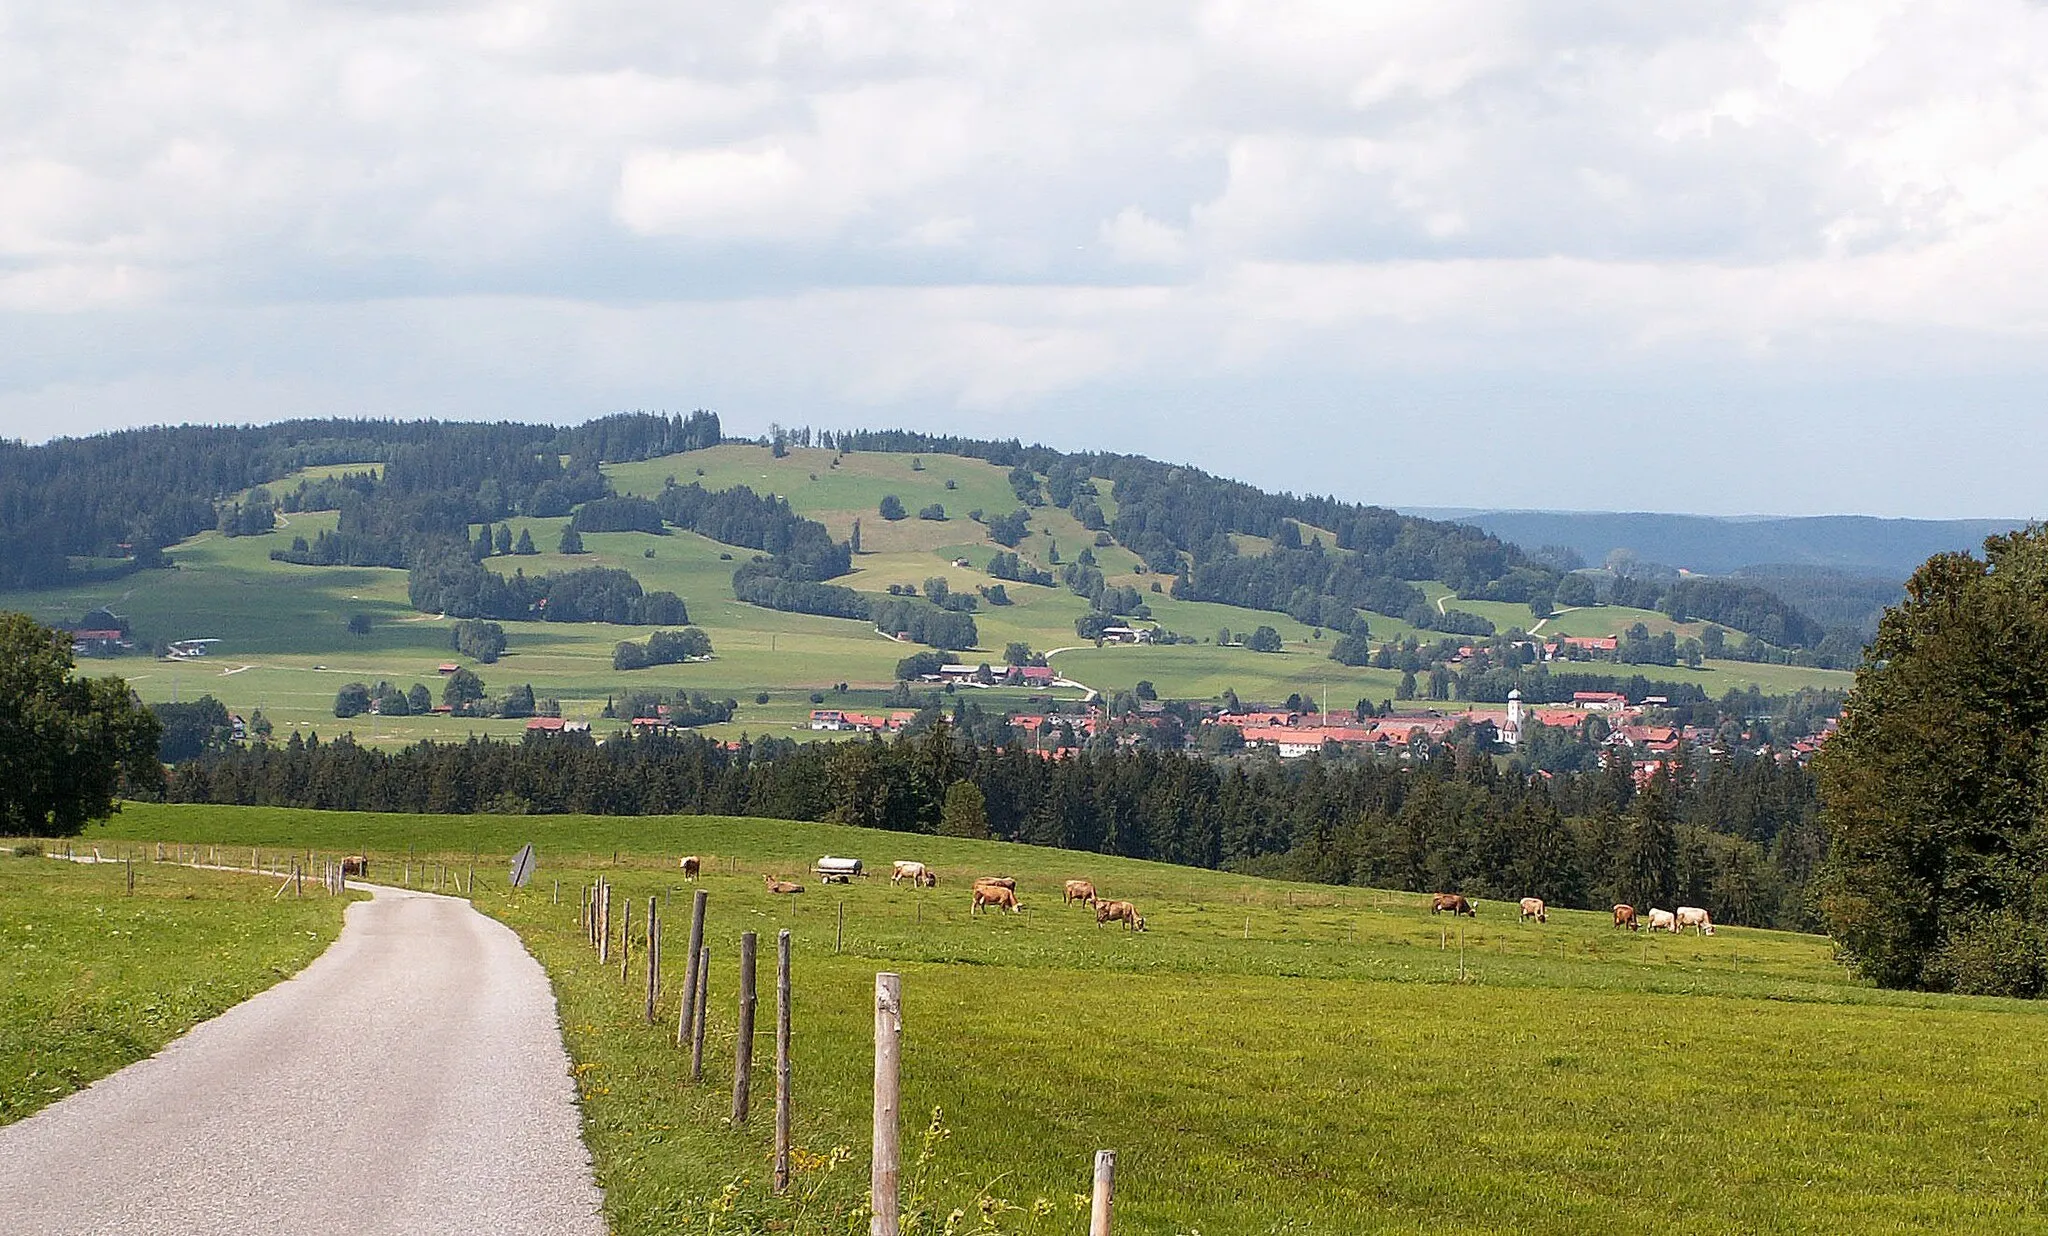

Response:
(5, 442), (1853, 744)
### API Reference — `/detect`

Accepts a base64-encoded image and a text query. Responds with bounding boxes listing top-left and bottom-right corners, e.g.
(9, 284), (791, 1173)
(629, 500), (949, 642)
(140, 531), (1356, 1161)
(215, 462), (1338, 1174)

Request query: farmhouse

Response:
(69, 628), (130, 655)
(1558, 636), (1619, 655)
(1099, 625), (1154, 644)
(1613, 725), (1682, 754)
(524, 717), (592, 734)
(811, 710), (914, 735)
(1573, 690), (1630, 711)
(1018, 665), (1055, 687)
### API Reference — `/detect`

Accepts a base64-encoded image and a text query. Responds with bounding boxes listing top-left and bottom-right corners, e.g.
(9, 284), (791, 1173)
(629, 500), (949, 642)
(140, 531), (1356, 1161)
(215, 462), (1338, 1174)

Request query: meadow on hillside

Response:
(6, 446), (1854, 747)
(79, 804), (2048, 1234)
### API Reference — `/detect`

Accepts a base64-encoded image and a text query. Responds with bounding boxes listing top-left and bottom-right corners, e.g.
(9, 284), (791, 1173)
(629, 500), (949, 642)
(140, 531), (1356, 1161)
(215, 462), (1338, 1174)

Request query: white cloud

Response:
(617, 145), (823, 239)
(1100, 207), (1187, 265)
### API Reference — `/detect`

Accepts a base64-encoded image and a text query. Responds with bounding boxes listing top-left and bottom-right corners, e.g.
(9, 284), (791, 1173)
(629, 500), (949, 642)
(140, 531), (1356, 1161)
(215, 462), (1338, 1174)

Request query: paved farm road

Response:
(0, 886), (605, 1236)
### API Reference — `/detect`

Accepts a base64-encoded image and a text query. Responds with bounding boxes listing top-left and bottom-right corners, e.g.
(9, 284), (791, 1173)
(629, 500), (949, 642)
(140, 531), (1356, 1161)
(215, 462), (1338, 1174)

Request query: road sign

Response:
(510, 843), (537, 889)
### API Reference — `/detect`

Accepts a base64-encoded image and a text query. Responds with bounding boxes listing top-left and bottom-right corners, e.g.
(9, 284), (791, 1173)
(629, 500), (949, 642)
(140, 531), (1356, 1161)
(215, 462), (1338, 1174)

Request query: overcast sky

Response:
(5, 1), (2046, 518)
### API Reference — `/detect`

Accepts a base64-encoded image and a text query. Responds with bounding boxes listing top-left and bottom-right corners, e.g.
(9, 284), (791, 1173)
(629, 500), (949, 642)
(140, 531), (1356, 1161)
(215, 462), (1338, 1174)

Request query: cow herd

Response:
(697, 847), (1720, 940)
(1435, 892), (1718, 935)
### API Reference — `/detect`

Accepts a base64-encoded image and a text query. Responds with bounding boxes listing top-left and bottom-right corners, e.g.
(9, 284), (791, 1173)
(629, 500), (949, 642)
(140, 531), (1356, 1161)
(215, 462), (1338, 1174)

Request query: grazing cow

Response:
(973, 876), (1017, 891)
(1676, 906), (1716, 936)
(1064, 880), (1098, 906)
(1096, 900), (1146, 931)
(891, 861), (928, 886)
(680, 855), (701, 880)
(972, 884), (1021, 915)
(763, 875), (805, 895)
(1646, 908), (1677, 933)
(1613, 904), (1639, 931)
(1519, 897), (1547, 924)
(339, 855), (369, 877)
(1431, 892), (1477, 917)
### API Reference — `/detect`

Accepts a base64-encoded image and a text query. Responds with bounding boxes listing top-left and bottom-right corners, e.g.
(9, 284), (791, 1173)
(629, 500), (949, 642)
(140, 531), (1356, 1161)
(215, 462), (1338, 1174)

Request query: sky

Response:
(4, 0), (2047, 519)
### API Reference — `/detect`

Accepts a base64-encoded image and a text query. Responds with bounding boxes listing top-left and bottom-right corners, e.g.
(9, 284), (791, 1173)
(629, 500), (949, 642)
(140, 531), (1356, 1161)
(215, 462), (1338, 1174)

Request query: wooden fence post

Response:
(599, 884), (611, 966)
(732, 931), (758, 1122)
(1089, 1149), (1116, 1235)
(774, 929), (793, 1194)
(644, 897), (661, 1024)
(837, 900), (845, 954)
(619, 898), (633, 982)
(872, 971), (902, 1236)
(690, 945), (710, 1083)
(677, 889), (708, 1048)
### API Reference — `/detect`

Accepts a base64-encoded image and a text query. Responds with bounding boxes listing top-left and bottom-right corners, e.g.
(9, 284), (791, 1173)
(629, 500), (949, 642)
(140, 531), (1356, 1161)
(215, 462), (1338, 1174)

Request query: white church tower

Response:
(1505, 688), (1523, 746)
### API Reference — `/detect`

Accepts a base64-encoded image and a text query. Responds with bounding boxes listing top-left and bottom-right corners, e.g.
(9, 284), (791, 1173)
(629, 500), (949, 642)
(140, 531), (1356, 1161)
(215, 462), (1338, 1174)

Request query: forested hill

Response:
(0, 413), (720, 589)
(1, 413), (1534, 601)
(1, 413), (1860, 659)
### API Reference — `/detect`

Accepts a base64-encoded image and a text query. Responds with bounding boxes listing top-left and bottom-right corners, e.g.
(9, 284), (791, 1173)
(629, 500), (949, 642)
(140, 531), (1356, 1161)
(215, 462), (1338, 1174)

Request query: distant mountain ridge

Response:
(1405, 509), (2033, 579)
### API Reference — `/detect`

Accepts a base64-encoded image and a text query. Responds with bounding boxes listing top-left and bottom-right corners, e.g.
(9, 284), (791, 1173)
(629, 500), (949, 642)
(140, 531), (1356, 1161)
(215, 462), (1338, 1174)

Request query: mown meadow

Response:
(0, 848), (355, 1126)
(79, 803), (2048, 1233)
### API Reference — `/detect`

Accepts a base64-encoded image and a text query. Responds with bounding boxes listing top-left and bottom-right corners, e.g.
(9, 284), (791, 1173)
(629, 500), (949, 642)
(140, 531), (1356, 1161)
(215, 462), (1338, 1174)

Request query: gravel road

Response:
(0, 885), (606, 1235)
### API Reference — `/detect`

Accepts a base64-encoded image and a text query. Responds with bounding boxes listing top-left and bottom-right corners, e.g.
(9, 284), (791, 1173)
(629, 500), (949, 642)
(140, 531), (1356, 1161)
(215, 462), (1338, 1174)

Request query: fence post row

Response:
(774, 929), (793, 1194)
(732, 931), (759, 1122)
(872, 971), (902, 1236)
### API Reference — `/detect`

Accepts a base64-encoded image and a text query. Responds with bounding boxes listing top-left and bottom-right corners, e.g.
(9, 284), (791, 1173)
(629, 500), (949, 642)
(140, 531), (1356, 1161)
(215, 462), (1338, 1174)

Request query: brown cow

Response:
(680, 855), (701, 880)
(1613, 904), (1639, 931)
(1064, 880), (1098, 906)
(1431, 892), (1476, 917)
(763, 875), (805, 894)
(974, 876), (1017, 891)
(1096, 900), (1146, 931)
(972, 884), (1021, 915)
(1518, 897), (1547, 924)
(339, 855), (369, 877)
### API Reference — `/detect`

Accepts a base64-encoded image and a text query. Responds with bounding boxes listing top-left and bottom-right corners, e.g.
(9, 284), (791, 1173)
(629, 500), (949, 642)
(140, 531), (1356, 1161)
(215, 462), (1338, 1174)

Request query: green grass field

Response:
(2, 447), (1855, 745)
(0, 848), (356, 1126)
(80, 803), (2048, 1234)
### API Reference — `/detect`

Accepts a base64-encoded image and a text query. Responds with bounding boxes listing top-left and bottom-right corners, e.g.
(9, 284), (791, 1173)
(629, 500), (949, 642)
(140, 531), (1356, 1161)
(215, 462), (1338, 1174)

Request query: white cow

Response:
(891, 861), (933, 888)
(1646, 907), (1678, 933)
(1675, 906), (1716, 935)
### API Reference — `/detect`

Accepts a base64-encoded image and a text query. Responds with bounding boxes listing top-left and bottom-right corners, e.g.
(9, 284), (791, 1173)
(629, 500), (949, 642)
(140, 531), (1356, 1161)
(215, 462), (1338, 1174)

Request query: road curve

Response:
(0, 885), (605, 1236)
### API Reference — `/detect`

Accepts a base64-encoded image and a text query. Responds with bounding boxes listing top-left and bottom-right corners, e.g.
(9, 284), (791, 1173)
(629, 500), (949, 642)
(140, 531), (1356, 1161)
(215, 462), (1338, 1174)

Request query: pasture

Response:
(6, 445), (1854, 747)
(0, 848), (355, 1126)
(82, 804), (2048, 1233)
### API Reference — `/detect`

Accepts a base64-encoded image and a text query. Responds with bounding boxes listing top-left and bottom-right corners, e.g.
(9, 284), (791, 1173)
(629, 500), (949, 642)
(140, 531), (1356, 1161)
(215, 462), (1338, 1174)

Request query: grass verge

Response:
(0, 846), (355, 1126)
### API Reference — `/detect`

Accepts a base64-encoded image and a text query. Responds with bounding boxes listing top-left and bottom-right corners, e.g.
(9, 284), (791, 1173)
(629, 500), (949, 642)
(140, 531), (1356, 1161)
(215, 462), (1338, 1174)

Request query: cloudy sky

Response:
(5, 0), (2047, 518)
